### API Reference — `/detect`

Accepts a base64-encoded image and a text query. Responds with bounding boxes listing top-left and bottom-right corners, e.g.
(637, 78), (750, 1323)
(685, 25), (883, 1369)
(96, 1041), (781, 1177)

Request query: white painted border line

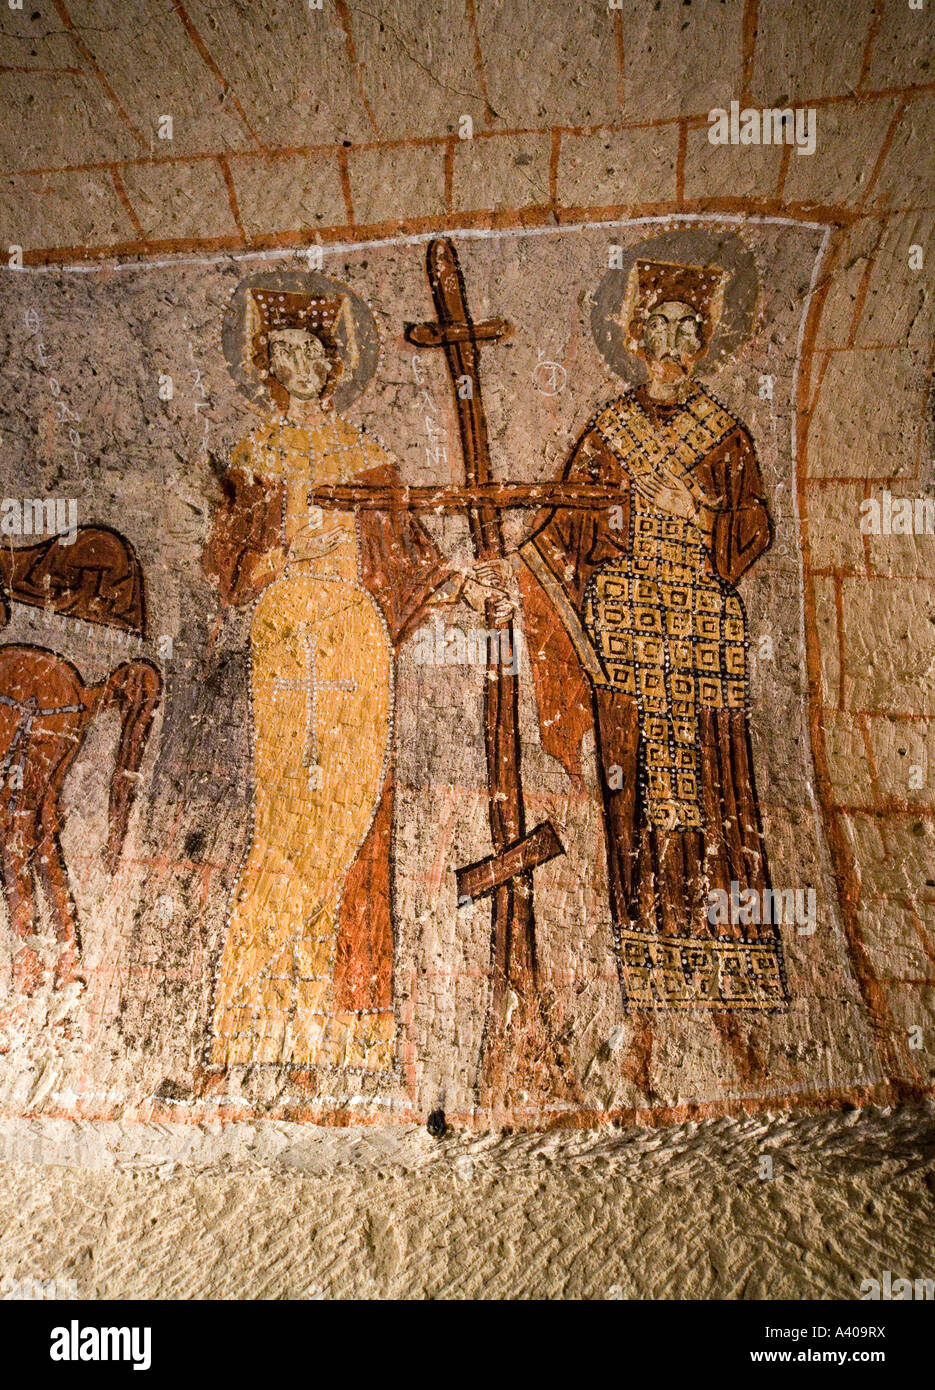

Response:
(1, 212), (834, 276)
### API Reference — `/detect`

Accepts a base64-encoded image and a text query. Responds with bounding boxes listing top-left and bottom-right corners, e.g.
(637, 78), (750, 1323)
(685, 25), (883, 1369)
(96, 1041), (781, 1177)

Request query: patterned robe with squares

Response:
(519, 385), (789, 1012)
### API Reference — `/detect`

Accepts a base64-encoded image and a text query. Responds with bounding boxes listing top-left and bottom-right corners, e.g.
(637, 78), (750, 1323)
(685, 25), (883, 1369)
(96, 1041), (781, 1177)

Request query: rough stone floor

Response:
(1, 1103), (932, 1299)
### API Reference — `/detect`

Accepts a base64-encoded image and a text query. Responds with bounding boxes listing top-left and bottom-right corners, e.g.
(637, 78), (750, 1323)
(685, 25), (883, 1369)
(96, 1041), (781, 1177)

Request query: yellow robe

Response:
(209, 411), (395, 1070)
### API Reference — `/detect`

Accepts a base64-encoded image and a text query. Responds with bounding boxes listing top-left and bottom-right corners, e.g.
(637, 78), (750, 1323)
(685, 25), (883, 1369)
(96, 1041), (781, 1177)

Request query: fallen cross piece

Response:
(456, 821), (566, 905)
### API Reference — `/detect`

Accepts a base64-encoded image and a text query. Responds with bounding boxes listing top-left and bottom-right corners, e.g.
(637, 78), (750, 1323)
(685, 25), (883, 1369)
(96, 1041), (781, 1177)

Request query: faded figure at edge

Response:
(205, 288), (508, 1074)
(518, 260), (790, 1095)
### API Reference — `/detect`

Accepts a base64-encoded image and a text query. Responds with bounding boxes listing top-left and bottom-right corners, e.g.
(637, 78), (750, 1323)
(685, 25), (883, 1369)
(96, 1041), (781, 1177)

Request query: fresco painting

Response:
(0, 219), (883, 1127)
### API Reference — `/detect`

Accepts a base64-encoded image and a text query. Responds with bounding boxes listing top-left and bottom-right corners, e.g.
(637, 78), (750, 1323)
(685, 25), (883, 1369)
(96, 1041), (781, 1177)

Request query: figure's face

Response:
(267, 328), (331, 401)
(641, 300), (705, 382)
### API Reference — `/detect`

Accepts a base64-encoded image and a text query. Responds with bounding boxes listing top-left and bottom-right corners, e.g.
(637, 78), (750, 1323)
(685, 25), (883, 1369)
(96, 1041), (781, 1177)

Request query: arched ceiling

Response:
(0, 0), (930, 264)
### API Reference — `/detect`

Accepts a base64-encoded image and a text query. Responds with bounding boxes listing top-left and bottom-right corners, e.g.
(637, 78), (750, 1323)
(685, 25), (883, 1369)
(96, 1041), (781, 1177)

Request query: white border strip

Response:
(2, 212), (833, 276)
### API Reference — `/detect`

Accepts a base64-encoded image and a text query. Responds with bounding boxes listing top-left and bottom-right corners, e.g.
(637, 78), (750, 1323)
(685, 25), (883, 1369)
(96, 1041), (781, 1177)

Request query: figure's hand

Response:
(473, 558), (512, 591)
(632, 464), (700, 520)
(290, 523), (351, 558)
(461, 557), (515, 623)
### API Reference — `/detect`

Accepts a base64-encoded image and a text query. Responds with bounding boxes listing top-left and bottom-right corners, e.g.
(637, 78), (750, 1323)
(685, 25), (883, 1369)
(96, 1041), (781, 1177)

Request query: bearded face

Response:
(640, 299), (706, 385)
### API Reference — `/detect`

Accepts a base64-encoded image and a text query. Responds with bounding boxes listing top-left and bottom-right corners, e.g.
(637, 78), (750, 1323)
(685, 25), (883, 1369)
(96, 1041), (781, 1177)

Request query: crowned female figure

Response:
(520, 259), (789, 1031)
(205, 285), (502, 1072)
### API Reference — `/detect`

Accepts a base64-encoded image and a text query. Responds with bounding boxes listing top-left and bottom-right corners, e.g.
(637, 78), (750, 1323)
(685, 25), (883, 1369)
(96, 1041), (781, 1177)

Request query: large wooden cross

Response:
(312, 239), (618, 1107)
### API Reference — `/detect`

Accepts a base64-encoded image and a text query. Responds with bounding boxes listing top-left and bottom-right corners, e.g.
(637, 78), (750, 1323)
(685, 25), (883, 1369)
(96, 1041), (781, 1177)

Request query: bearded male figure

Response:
(519, 260), (789, 1046)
